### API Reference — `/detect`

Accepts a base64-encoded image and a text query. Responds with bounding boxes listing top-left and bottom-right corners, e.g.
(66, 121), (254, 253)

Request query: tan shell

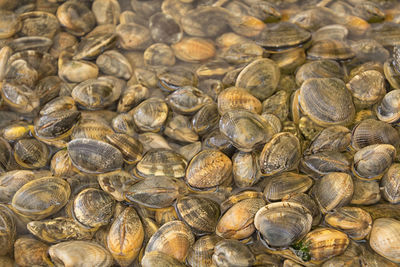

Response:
(376, 89), (400, 123)
(116, 23), (152, 50)
(217, 87), (262, 115)
(187, 235), (222, 267)
(381, 163), (400, 203)
(98, 170), (138, 202)
(96, 50), (132, 80)
(144, 43), (176, 66)
(0, 204), (16, 256)
(351, 178), (381, 205)
(166, 86), (212, 115)
(212, 239), (255, 267)
(149, 12), (183, 44)
(307, 126), (351, 154)
(142, 251), (186, 267)
(307, 40), (354, 61)
(232, 151), (262, 188)
(132, 98), (169, 132)
(0, 170), (37, 203)
(295, 60), (344, 86)
(369, 218), (400, 263)
(56, 2), (96, 36)
(14, 236), (51, 267)
(92, 0), (121, 25)
(106, 133), (143, 164)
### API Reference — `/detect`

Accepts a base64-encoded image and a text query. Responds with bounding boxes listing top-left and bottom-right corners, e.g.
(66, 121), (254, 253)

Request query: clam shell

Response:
(232, 151), (262, 188)
(376, 89), (400, 123)
(166, 86), (212, 115)
(0, 170), (36, 203)
(97, 170), (138, 202)
(142, 251), (186, 267)
(217, 86), (262, 115)
(14, 236), (50, 267)
(295, 60), (344, 86)
(132, 98), (169, 132)
(212, 239), (255, 267)
(347, 70), (385, 108)
(307, 126), (351, 154)
(187, 235), (222, 267)
(369, 218), (400, 263)
(0, 204), (16, 256)
(381, 163), (400, 203)
(149, 12), (182, 44)
(307, 40), (354, 61)
(106, 133), (143, 164)
(351, 178), (381, 205)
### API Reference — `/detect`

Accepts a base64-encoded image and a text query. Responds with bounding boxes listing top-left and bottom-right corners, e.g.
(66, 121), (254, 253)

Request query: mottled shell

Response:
(34, 110), (80, 140)
(14, 236), (51, 267)
(98, 170), (138, 202)
(219, 110), (276, 152)
(235, 58), (280, 100)
(191, 103), (220, 136)
(27, 217), (94, 243)
(295, 60), (344, 86)
(187, 235), (222, 267)
(96, 50), (132, 80)
(40, 96), (77, 116)
(263, 172), (313, 202)
(312, 172), (353, 213)
(106, 133), (143, 164)
(307, 40), (354, 61)
(259, 132), (301, 176)
(217, 87), (262, 115)
(0, 11), (21, 39)
(282, 193), (321, 226)
(303, 228), (349, 262)
(56, 2), (95, 36)
(149, 12), (183, 44)
(351, 178), (381, 205)
(376, 89), (400, 123)
(172, 37), (215, 63)
(216, 197), (265, 240)
(92, 0), (120, 25)
(50, 149), (77, 177)
(350, 119), (400, 150)
(145, 220), (195, 262)
(116, 23), (152, 50)
(157, 66), (198, 92)
(166, 86), (212, 115)
(212, 239), (255, 267)
(232, 151), (262, 188)
(49, 241), (113, 267)
(352, 144), (395, 180)
(136, 149), (187, 178)
(176, 196), (220, 235)
(0, 170), (36, 203)
(369, 218), (400, 263)
(144, 43), (176, 67)
(381, 163), (400, 203)
(73, 188), (115, 228)
(254, 202), (312, 247)
(124, 176), (182, 209)
(307, 126), (351, 154)
(1, 82), (40, 114)
(68, 138), (123, 174)
(325, 207), (372, 240)
(107, 207), (144, 266)
(0, 204), (16, 256)
(132, 98), (169, 132)
(185, 150), (232, 189)
(71, 119), (114, 142)
(255, 22), (311, 51)
(142, 251), (186, 267)
(11, 177), (70, 220)
(299, 78), (355, 127)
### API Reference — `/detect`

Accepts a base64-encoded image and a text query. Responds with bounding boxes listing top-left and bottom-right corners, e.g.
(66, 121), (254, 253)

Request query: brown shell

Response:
(56, 1), (96, 36)
(98, 170), (138, 202)
(132, 98), (169, 132)
(149, 12), (183, 44)
(381, 163), (400, 203)
(212, 239), (255, 267)
(187, 235), (222, 267)
(185, 150), (232, 189)
(295, 60), (344, 86)
(0, 204), (16, 256)
(0, 170), (37, 203)
(14, 236), (51, 267)
(369, 218), (400, 263)
(307, 126), (351, 154)
(217, 86), (262, 115)
(106, 133), (143, 164)
(351, 178), (381, 205)
(307, 40), (354, 61)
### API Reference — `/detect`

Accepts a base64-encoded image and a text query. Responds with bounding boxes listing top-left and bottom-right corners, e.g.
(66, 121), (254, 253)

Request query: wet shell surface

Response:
(369, 218), (400, 263)
(381, 163), (400, 203)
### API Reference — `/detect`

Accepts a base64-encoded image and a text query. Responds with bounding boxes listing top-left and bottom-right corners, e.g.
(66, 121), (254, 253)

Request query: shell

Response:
(73, 188), (115, 228)
(376, 89), (400, 123)
(299, 78), (355, 127)
(325, 206), (372, 240)
(107, 207), (144, 266)
(50, 149), (77, 177)
(219, 110), (277, 152)
(235, 58), (280, 101)
(27, 217), (94, 243)
(1, 82), (40, 114)
(149, 12), (182, 44)
(187, 235), (222, 267)
(116, 23), (152, 50)
(166, 86), (212, 115)
(11, 176), (70, 220)
(106, 133), (143, 164)
(157, 66), (198, 92)
(351, 178), (381, 205)
(0, 170), (36, 203)
(350, 119), (400, 150)
(369, 218), (400, 263)
(352, 144), (395, 180)
(185, 150), (232, 189)
(49, 241), (113, 267)
(282, 193), (321, 226)
(295, 60), (344, 86)
(232, 151), (262, 188)
(217, 87), (262, 115)
(145, 220), (195, 262)
(263, 172), (313, 202)
(191, 103), (220, 136)
(0, 204), (16, 256)
(176, 196), (220, 235)
(142, 251), (186, 267)
(135, 149), (187, 178)
(34, 110), (81, 140)
(0, 11), (21, 39)
(212, 239), (255, 267)
(302, 228), (349, 262)
(307, 40), (354, 61)
(254, 202), (312, 247)
(124, 176), (183, 209)
(259, 132), (301, 176)
(307, 126), (351, 154)
(312, 172), (353, 213)
(216, 197), (265, 240)
(14, 236), (51, 267)
(92, 0), (120, 25)
(56, 2), (95, 36)
(68, 138), (123, 174)
(71, 119), (114, 142)
(381, 163), (400, 203)
(96, 50), (132, 80)
(97, 170), (138, 202)
(132, 98), (169, 132)
(144, 43), (176, 66)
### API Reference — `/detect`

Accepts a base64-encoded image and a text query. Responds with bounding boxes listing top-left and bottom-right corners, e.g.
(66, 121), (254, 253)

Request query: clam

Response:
(106, 133), (143, 164)
(67, 138), (123, 174)
(164, 114), (199, 143)
(135, 149), (187, 178)
(312, 172), (353, 213)
(144, 43), (176, 67)
(9, 36), (53, 53)
(367, 22), (400, 47)
(202, 129), (236, 157)
(282, 193), (321, 226)
(350, 119), (400, 150)
(219, 110), (277, 152)
(376, 89), (400, 123)
(145, 220), (195, 262)
(220, 42), (263, 65)
(325, 207), (372, 240)
(369, 218), (400, 263)
(218, 87), (262, 115)
(172, 37), (215, 63)
(307, 126), (351, 154)
(50, 149), (77, 177)
(1, 82), (40, 114)
(14, 138), (49, 169)
(157, 66), (198, 92)
(107, 207), (144, 266)
(299, 78), (355, 127)
(216, 197), (265, 240)
(132, 98), (169, 132)
(351, 178), (381, 205)
(166, 86), (212, 115)
(313, 24), (348, 42)
(254, 202), (312, 248)
(232, 151), (262, 188)
(181, 7), (230, 37)
(49, 241), (113, 267)
(142, 251), (186, 267)
(295, 60), (344, 86)
(116, 22), (152, 50)
(138, 132), (172, 152)
(187, 235), (222, 267)
(350, 39), (389, 64)
(381, 163), (400, 203)
(56, 1), (96, 36)
(0, 137), (11, 173)
(212, 239), (255, 267)
(263, 172), (313, 202)
(0, 170), (36, 203)
(124, 176), (184, 209)
(176, 196), (220, 235)
(155, 206), (178, 226)
(14, 236), (51, 267)
(301, 228), (349, 262)
(27, 217), (94, 243)
(96, 50), (132, 80)
(11, 176), (70, 220)
(98, 170), (138, 201)
(0, 204), (16, 256)
(255, 22), (311, 52)
(71, 119), (114, 141)
(262, 90), (291, 122)
(191, 103), (220, 136)
(0, 46), (12, 81)
(34, 110), (81, 141)
(50, 32), (78, 58)
(117, 84), (149, 113)
(149, 12), (183, 44)
(19, 11), (59, 39)
(259, 132), (301, 176)
(0, 11), (21, 39)
(185, 150), (232, 189)
(352, 144), (395, 180)
(228, 15), (265, 38)
(235, 58), (280, 101)
(307, 39), (354, 61)
(92, 0), (120, 25)
(73, 188), (115, 228)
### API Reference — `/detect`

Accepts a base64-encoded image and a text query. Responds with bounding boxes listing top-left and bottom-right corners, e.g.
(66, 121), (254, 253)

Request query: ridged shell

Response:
(34, 110), (81, 140)
(98, 170), (138, 202)
(295, 60), (344, 86)
(351, 178), (381, 205)
(282, 193), (321, 226)
(217, 86), (262, 115)
(307, 126), (351, 154)
(14, 236), (51, 267)
(14, 138), (49, 169)
(187, 235), (222, 267)
(142, 251), (186, 267)
(381, 163), (400, 203)
(255, 202), (312, 248)
(106, 133), (143, 164)
(299, 78), (355, 127)
(0, 204), (16, 256)
(212, 239), (255, 267)
(49, 241), (113, 267)
(145, 220), (195, 262)
(369, 218), (400, 263)
(0, 170), (36, 203)
(11, 177), (70, 220)
(232, 151), (262, 188)
(166, 86), (212, 115)
(132, 98), (169, 132)
(376, 89), (400, 123)
(149, 12), (182, 44)
(172, 37), (215, 63)
(191, 103), (220, 136)
(259, 132), (301, 176)
(307, 40), (354, 61)
(300, 152), (351, 178)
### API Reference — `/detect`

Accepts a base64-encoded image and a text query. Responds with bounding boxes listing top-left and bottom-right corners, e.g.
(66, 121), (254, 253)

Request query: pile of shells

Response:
(1, 0), (400, 266)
